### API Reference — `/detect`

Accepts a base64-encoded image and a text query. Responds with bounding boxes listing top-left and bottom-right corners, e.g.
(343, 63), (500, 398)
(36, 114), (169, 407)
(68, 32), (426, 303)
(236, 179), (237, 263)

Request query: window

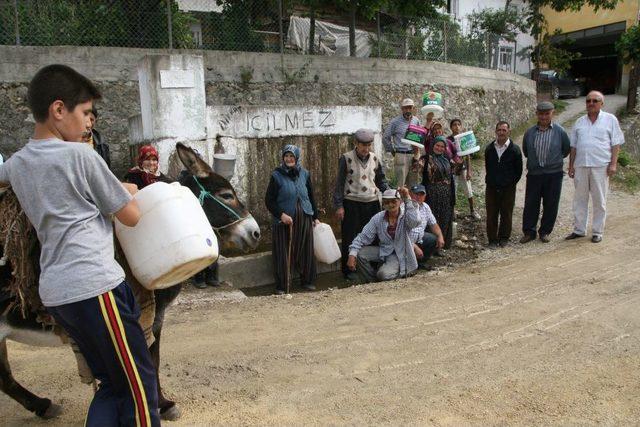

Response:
(190, 21), (203, 47)
(498, 46), (513, 72)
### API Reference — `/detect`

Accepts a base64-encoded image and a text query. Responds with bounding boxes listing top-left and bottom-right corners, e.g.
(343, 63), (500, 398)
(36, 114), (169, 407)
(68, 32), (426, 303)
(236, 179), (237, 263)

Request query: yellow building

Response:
(543, 0), (640, 94)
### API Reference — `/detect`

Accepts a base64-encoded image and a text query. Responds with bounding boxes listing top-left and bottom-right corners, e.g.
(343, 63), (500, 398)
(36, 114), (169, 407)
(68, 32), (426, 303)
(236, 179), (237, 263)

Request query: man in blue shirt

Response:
(383, 98), (420, 188)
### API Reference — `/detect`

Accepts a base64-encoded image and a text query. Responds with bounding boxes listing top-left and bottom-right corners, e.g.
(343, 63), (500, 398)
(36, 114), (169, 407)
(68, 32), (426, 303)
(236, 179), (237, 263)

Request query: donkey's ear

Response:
(176, 143), (212, 178)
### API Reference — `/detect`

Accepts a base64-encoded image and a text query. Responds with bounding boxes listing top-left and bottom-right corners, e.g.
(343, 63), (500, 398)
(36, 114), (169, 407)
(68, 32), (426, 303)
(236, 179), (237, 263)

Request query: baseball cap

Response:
(410, 184), (426, 194)
(401, 98), (415, 107)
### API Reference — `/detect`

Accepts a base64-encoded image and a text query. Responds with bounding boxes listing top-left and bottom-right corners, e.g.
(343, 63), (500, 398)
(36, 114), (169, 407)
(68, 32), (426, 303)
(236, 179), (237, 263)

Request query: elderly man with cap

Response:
(520, 101), (571, 244)
(383, 98), (421, 188)
(409, 184), (444, 269)
(347, 187), (421, 282)
(334, 128), (389, 280)
(566, 91), (625, 243)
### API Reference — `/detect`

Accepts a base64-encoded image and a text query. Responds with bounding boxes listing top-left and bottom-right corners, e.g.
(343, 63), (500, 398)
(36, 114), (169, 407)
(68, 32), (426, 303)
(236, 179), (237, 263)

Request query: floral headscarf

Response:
(137, 145), (159, 170)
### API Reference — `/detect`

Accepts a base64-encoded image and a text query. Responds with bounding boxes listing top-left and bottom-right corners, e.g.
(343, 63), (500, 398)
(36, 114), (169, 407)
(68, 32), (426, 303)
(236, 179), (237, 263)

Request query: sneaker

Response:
(487, 241), (499, 249)
(275, 289), (286, 295)
(591, 235), (602, 243)
(499, 239), (509, 247)
(302, 283), (316, 291)
(470, 211), (481, 220)
(519, 235), (535, 244)
(539, 234), (551, 243)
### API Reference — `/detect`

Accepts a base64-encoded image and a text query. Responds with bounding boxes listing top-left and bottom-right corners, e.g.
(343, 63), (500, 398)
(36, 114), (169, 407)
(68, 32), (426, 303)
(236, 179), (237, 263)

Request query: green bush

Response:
(618, 150), (632, 167)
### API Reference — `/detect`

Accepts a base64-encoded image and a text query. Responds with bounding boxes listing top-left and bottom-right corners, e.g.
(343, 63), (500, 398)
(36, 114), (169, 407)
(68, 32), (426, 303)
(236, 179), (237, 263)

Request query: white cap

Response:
(401, 98), (414, 107)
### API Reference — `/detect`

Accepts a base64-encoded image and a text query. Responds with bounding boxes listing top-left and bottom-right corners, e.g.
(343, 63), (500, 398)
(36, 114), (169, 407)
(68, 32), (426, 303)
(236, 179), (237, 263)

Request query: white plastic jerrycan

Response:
(115, 181), (218, 290)
(313, 222), (341, 264)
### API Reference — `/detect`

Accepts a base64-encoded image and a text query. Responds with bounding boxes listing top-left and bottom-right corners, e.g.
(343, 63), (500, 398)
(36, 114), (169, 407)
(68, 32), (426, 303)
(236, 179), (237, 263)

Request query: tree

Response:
(616, 24), (640, 111)
(468, 6), (528, 43)
(526, 29), (581, 72)
(212, 0), (280, 52)
(328, 0), (446, 57)
(0, 0), (194, 48)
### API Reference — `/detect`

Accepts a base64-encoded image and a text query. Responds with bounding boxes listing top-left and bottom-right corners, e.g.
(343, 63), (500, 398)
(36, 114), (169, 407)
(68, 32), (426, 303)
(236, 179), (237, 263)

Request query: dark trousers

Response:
(416, 232), (437, 265)
(522, 172), (563, 237)
(341, 198), (381, 276)
(485, 184), (516, 243)
(47, 282), (159, 427)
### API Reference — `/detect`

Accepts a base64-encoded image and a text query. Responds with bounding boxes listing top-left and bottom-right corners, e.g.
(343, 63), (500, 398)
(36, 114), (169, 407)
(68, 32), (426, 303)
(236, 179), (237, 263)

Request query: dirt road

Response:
(3, 96), (639, 425)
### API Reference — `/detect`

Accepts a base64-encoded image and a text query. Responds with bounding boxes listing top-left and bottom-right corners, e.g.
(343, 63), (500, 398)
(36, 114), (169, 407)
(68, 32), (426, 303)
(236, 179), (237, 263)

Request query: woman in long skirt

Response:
(416, 136), (454, 252)
(265, 145), (319, 294)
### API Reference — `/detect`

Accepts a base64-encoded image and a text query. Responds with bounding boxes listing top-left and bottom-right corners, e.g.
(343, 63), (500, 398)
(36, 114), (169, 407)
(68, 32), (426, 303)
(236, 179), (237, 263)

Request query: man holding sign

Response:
(383, 98), (420, 188)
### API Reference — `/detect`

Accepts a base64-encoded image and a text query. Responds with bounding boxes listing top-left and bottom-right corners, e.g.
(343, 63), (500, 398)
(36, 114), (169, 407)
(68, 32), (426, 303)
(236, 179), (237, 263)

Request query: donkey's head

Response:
(176, 143), (260, 251)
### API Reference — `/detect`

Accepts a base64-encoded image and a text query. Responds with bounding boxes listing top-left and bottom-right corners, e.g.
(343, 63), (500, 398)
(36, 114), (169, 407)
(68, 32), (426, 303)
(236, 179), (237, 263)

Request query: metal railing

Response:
(0, 0), (524, 73)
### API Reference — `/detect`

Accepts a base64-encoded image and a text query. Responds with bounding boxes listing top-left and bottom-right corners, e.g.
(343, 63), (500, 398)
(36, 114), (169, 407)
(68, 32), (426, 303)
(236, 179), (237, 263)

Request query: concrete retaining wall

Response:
(0, 45), (536, 253)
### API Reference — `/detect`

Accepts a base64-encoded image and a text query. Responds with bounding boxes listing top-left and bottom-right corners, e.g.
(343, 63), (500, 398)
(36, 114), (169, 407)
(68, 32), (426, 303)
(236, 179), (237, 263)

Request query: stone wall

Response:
(0, 46), (536, 243)
(0, 46), (535, 175)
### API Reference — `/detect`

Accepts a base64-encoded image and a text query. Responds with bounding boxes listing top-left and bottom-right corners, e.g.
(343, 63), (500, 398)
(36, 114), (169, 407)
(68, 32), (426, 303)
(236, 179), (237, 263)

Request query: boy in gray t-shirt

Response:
(0, 65), (159, 425)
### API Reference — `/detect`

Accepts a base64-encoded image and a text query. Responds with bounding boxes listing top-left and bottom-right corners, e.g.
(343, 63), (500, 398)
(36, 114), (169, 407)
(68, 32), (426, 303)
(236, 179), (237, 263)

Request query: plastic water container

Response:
(313, 223), (341, 264)
(400, 124), (427, 149)
(115, 182), (219, 290)
(420, 91), (444, 115)
(213, 153), (236, 180)
(454, 131), (480, 156)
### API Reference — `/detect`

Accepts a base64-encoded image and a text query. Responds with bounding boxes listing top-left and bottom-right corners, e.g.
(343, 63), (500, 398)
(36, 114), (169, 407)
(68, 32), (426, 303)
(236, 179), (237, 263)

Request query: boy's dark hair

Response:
(91, 106), (99, 119)
(449, 118), (462, 128)
(28, 64), (102, 122)
(496, 120), (510, 129)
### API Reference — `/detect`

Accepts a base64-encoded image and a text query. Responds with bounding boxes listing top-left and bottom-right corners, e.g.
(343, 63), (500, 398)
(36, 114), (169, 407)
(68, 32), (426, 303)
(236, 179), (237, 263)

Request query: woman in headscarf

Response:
(265, 145), (320, 294)
(418, 136), (454, 252)
(124, 144), (170, 189)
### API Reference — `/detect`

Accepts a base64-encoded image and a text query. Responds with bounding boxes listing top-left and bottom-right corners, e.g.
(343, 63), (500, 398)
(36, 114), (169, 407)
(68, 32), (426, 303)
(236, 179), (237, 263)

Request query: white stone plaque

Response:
(159, 70), (195, 88)
(207, 106), (382, 139)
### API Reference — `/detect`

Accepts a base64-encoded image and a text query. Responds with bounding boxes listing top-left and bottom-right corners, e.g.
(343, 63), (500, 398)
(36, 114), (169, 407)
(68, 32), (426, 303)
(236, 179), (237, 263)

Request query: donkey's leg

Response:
(152, 285), (182, 421)
(0, 338), (62, 419)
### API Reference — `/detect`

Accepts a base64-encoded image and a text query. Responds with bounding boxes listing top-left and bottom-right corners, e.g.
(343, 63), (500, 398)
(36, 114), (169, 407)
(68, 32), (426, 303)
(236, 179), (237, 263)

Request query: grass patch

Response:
(510, 115), (537, 141)
(618, 150), (632, 167)
(615, 105), (628, 119)
(553, 100), (568, 114)
(612, 163), (640, 193)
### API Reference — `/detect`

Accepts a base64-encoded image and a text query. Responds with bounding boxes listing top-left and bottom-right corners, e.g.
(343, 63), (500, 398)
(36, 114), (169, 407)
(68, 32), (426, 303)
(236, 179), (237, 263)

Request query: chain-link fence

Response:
(0, 0), (524, 73)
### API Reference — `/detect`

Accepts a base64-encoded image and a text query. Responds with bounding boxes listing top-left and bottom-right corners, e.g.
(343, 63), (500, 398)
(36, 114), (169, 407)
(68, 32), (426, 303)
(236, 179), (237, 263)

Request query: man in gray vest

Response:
(520, 101), (570, 243)
(334, 128), (389, 280)
(383, 98), (420, 188)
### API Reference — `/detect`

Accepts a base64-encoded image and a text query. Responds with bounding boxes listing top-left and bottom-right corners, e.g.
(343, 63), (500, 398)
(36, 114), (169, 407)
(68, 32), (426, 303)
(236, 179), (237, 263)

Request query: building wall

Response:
(543, 0), (640, 92)
(543, 0), (639, 34)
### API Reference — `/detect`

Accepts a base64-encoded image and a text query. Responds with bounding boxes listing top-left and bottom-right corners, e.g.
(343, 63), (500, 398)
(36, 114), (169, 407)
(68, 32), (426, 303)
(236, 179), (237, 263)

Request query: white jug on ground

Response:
(313, 222), (341, 264)
(115, 181), (218, 290)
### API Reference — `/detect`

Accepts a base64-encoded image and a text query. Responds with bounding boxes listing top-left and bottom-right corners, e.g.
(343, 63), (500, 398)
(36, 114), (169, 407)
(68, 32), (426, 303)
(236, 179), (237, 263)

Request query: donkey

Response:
(0, 143), (261, 420)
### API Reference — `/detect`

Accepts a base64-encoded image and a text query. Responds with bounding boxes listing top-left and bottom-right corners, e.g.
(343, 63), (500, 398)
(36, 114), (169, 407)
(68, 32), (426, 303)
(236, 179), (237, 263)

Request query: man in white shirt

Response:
(566, 91), (625, 243)
(383, 98), (421, 188)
